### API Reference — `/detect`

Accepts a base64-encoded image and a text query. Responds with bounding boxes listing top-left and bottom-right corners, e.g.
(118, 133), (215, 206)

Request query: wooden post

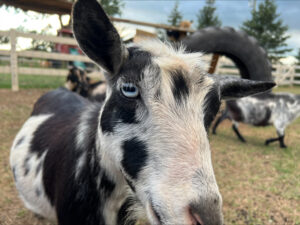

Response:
(290, 65), (295, 86)
(208, 54), (220, 74)
(10, 29), (19, 91)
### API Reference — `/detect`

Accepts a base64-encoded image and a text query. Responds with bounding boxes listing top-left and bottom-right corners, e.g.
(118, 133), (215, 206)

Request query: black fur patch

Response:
(100, 92), (138, 133)
(35, 187), (41, 197)
(171, 70), (189, 103)
(35, 161), (42, 176)
(226, 100), (244, 122)
(124, 177), (136, 192)
(254, 107), (272, 126)
(100, 47), (152, 133)
(117, 197), (137, 225)
(121, 137), (148, 180)
(204, 86), (221, 130)
(100, 172), (116, 197)
(23, 156), (30, 176)
(15, 136), (25, 148)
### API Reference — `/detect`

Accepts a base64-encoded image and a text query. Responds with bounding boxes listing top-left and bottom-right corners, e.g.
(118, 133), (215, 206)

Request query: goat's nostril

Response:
(188, 207), (204, 225)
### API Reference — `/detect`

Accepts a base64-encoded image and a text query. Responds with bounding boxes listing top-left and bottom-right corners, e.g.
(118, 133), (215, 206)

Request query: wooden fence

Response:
(0, 29), (299, 91)
(0, 29), (95, 91)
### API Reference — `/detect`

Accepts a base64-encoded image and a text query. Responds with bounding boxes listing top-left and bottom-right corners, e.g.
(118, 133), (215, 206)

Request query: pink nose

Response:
(188, 197), (223, 225)
(189, 208), (204, 225)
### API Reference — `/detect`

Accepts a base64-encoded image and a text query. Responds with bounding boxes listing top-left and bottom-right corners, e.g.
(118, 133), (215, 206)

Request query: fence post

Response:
(10, 29), (19, 91)
(290, 65), (295, 86)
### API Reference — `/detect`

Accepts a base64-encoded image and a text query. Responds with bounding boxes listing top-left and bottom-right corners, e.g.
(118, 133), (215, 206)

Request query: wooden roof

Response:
(0, 0), (72, 15)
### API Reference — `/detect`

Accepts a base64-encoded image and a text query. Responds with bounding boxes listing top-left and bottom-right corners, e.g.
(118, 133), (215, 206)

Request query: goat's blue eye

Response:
(121, 83), (139, 98)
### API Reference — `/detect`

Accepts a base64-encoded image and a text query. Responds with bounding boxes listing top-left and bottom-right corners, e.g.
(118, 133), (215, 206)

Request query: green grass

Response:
(0, 73), (65, 89)
(274, 85), (300, 94)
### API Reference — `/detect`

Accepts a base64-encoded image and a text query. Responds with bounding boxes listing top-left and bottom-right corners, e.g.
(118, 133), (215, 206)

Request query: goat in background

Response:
(212, 92), (300, 148)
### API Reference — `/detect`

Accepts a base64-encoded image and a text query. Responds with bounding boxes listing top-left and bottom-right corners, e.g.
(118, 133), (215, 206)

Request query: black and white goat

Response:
(65, 66), (107, 102)
(10, 0), (275, 225)
(212, 92), (300, 148)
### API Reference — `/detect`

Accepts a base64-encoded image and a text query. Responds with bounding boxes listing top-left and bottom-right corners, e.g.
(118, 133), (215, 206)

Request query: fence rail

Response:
(0, 29), (299, 91)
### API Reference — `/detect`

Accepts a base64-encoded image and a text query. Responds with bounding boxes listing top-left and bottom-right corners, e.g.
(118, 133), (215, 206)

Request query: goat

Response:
(10, 0), (275, 224)
(65, 66), (107, 102)
(212, 92), (300, 148)
(167, 20), (193, 42)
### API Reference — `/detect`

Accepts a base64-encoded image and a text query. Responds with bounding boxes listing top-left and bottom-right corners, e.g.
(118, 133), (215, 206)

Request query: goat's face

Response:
(73, 1), (275, 224)
(100, 44), (222, 224)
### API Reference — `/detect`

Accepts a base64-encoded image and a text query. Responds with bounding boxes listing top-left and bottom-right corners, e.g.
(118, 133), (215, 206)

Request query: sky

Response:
(0, 0), (299, 55)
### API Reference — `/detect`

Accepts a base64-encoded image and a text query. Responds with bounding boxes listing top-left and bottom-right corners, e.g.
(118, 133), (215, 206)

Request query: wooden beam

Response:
(0, 0), (72, 15)
(18, 50), (92, 63)
(14, 30), (77, 45)
(110, 17), (195, 33)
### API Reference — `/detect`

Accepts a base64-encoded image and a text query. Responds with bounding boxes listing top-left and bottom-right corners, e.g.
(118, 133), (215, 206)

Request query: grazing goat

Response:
(212, 92), (300, 148)
(65, 66), (107, 102)
(10, 0), (275, 224)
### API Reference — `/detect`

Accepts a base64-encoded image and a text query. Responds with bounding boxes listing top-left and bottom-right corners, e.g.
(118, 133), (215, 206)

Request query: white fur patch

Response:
(10, 114), (56, 221)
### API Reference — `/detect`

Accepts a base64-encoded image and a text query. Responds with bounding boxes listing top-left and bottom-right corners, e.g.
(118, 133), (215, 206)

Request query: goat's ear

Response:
(210, 75), (276, 100)
(72, 0), (127, 75)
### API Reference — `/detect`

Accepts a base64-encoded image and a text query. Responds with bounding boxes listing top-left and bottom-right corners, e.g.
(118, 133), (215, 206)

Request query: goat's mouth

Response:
(146, 200), (162, 225)
(188, 207), (204, 225)
(146, 201), (204, 225)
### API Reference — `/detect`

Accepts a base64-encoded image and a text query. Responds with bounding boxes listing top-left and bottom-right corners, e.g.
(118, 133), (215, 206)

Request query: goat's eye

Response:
(121, 83), (139, 98)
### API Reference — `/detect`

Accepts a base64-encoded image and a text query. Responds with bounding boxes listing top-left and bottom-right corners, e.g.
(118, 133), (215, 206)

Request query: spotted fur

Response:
(213, 93), (300, 148)
(10, 1), (275, 225)
(65, 66), (107, 102)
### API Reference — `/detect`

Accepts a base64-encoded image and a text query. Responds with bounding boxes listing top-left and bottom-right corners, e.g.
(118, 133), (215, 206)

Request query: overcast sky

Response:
(121, 0), (300, 55)
(0, 0), (299, 55)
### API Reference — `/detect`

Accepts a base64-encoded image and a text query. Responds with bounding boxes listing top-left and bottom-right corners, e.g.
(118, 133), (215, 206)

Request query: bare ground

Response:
(0, 89), (299, 225)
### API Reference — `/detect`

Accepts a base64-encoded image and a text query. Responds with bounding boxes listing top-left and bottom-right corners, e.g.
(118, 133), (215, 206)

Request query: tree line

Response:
(168, 0), (292, 63)
(1, 0), (298, 64)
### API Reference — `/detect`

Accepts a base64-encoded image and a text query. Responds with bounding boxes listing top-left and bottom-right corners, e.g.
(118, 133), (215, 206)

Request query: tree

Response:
(241, 0), (291, 62)
(100, 0), (124, 16)
(68, 0), (124, 16)
(168, 1), (183, 26)
(197, 0), (221, 29)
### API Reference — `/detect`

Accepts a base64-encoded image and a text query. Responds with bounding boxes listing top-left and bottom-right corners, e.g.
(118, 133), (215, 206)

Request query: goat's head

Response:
(65, 67), (90, 97)
(73, 1), (275, 224)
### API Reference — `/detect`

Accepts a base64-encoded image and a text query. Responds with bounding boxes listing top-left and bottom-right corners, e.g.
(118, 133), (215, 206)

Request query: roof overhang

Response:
(0, 0), (72, 15)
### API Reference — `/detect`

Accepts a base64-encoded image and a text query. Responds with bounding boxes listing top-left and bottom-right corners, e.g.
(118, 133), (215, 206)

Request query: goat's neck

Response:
(78, 104), (130, 224)
(95, 127), (131, 224)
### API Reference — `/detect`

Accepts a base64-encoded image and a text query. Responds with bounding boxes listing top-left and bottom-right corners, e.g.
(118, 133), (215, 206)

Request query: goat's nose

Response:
(188, 196), (223, 225)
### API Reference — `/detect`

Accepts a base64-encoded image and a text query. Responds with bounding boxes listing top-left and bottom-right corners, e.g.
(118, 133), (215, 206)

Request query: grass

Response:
(0, 73), (65, 89)
(0, 85), (300, 225)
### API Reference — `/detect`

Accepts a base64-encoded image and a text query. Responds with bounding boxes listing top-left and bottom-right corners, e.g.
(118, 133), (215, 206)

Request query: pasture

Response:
(0, 75), (299, 225)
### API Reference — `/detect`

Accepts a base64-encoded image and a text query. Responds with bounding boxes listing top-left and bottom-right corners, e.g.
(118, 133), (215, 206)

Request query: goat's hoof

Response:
(212, 131), (217, 135)
(265, 141), (270, 146)
(280, 145), (287, 148)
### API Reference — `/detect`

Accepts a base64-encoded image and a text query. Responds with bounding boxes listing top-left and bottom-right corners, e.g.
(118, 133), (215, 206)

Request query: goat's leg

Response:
(232, 122), (246, 142)
(265, 123), (287, 148)
(212, 109), (229, 134)
(265, 136), (280, 145)
(279, 135), (287, 148)
(265, 135), (286, 148)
